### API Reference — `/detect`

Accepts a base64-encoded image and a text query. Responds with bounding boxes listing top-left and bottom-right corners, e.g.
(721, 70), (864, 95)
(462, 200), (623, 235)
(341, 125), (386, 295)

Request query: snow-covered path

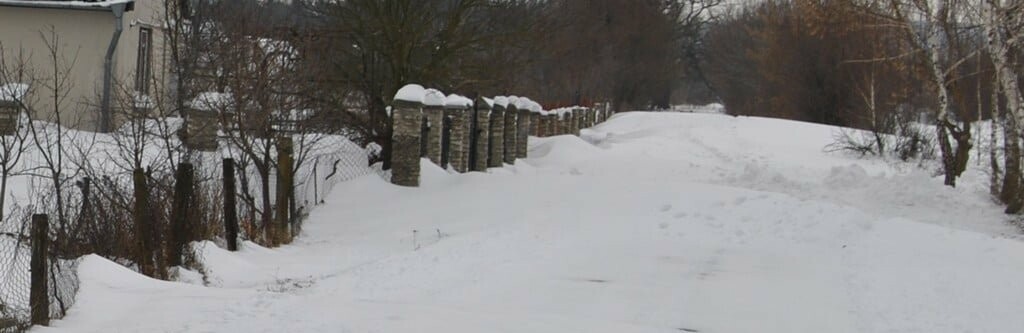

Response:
(38, 112), (1024, 332)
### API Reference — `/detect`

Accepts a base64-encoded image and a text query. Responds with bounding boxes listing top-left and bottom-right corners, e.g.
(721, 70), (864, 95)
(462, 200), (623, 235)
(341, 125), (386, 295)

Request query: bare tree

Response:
(0, 44), (32, 223)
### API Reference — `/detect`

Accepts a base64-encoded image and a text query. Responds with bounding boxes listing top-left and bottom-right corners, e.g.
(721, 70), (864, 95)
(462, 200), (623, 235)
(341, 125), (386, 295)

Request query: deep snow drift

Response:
(36, 112), (1024, 332)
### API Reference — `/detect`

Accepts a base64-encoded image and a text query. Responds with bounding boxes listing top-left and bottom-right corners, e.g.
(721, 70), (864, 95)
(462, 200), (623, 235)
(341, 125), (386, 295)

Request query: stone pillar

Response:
(423, 105), (445, 166)
(579, 107), (589, 129)
(540, 112), (548, 136)
(503, 104), (517, 164)
(0, 100), (17, 136)
(558, 112), (569, 135)
(391, 100), (423, 186)
(536, 112), (546, 137)
(446, 104), (471, 172)
(516, 107), (530, 159)
(569, 108), (580, 136)
(185, 107), (219, 151)
(545, 114), (557, 137)
(585, 107), (595, 128)
(536, 110), (544, 135)
(473, 98), (491, 172)
(488, 105), (505, 168)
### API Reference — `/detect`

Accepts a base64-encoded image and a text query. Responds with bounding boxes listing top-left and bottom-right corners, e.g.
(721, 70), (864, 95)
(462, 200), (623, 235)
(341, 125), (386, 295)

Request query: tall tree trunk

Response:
(259, 164), (273, 245)
(1001, 117), (1020, 211)
(991, 72), (1003, 197)
(0, 170), (7, 223)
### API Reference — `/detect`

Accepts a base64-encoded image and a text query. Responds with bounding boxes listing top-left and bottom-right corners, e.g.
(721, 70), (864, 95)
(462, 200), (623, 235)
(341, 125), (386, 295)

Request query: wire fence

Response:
(0, 123), (381, 331)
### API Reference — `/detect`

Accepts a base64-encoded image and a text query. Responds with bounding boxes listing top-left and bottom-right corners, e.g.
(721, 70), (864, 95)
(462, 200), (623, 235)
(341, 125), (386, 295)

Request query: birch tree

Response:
(888, 0), (972, 186)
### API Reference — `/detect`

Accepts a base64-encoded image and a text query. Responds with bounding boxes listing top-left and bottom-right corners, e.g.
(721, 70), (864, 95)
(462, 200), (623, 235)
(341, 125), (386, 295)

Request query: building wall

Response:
(0, 1), (166, 132)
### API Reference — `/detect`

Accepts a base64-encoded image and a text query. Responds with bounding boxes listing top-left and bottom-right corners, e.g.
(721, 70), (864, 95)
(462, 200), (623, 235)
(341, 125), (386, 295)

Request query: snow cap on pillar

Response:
(423, 88), (446, 108)
(478, 96), (494, 109)
(506, 96), (520, 110)
(514, 96), (533, 111)
(493, 96), (509, 110)
(393, 84), (426, 106)
(444, 94), (472, 110)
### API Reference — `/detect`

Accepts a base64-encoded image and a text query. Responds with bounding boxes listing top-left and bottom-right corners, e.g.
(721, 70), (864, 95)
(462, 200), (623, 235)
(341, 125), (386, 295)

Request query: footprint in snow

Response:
(660, 204), (673, 212)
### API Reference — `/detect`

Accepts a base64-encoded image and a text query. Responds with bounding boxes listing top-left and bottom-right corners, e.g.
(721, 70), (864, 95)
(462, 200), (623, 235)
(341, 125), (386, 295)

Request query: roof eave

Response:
(0, 0), (134, 12)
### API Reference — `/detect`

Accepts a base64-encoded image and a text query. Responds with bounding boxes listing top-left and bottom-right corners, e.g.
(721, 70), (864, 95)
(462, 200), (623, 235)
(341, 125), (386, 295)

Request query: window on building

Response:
(135, 27), (152, 95)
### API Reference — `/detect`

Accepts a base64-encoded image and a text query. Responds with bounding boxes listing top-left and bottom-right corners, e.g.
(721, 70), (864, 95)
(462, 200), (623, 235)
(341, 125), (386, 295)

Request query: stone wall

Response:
(386, 83), (612, 187)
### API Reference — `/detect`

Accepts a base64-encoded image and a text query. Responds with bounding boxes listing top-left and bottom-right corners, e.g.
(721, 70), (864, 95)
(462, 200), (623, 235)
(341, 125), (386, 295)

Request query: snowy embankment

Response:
(37, 112), (1024, 332)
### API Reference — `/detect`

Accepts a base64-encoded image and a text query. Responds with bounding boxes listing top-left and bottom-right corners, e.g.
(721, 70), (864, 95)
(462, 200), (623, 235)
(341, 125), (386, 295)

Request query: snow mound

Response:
(420, 157), (450, 187)
(77, 254), (168, 290)
(824, 164), (869, 188)
(527, 135), (602, 167)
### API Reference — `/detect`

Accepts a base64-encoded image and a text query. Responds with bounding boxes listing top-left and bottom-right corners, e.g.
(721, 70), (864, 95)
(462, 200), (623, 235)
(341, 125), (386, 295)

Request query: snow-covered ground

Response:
(35, 112), (1024, 332)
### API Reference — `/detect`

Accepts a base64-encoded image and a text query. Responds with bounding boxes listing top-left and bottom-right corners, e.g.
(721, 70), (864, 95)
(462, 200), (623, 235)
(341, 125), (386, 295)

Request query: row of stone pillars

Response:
(390, 92), (613, 187)
(529, 104), (612, 138)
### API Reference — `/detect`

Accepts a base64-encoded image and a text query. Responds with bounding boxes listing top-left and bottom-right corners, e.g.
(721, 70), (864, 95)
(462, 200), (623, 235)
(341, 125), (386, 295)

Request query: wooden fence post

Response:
(30, 214), (49, 326)
(276, 138), (294, 244)
(169, 163), (194, 267)
(223, 159), (239, 251)
(132, 169), (155, 276)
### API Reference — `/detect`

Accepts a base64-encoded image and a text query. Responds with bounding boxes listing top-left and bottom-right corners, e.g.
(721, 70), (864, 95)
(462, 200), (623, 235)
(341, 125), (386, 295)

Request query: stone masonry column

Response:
(557, 112), (565, 134)
(544, 112), (552, 136)
(445, 95), (471, 172)
(473, 97), (491, 172)
(503, 103), (517, 164)
(569, 108), (580, 136)
(488, 100), (506, 168)
(0, 100), (17, 136)
(516, 107), (530, 158)
(536, 112), (547, 137)
(423, 89), (446, 166)
(390, 98), (423, 187)
(185, 107), (219, 151)
(536, 109), (544, 135)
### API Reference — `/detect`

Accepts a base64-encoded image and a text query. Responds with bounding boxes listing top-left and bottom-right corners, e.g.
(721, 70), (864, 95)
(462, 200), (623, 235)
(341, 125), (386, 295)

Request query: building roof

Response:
(0, 0), (134, 11)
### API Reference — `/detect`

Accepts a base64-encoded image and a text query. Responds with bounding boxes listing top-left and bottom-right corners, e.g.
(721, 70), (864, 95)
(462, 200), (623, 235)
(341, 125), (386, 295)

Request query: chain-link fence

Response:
(0, 208), (81, 332)
(0, 118), (382, 331)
